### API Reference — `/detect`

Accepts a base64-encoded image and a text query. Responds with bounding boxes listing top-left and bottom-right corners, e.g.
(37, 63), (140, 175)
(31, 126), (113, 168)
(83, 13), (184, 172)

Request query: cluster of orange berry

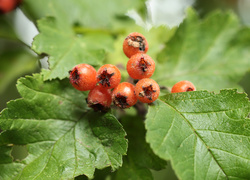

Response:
(69, 32), (160, 111)
(69, 32), (196, 111)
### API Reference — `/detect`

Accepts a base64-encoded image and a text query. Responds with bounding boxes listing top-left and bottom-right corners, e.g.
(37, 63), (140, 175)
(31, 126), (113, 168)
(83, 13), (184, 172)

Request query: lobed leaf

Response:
(32, 17), (113, 80)
(146, 89), (250, 180)
(0, 74), (127, 179)
(154, 9), (250, 91)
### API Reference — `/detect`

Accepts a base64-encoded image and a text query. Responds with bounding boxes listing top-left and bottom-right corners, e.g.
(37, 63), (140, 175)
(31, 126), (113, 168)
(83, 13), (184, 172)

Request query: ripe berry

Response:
(127, 53), (155, 79)
(86, 85), (112, 112)
(0, 0), (21, 14)
(69, 64), (97, 91)
(112, 82), (137, 109)
(171, 80), (196, 93)
(123, 32), (149, 58)
(135, 78), (160, 103)
(97, 64), (121, 89)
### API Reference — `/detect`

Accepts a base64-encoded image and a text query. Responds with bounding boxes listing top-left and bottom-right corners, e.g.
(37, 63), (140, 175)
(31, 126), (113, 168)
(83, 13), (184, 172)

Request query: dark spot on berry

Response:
(136, 36), (146, 51)
(139, 56), (151, 72)
(86, 98), (109, 112)
(70, 68), (80, 86)
(114, 93), (129, 109)
(127, 35), (146, 51)
(139, 84), (156, 100)
(187, 87), (194, 92)
(98, 68), (114, 87)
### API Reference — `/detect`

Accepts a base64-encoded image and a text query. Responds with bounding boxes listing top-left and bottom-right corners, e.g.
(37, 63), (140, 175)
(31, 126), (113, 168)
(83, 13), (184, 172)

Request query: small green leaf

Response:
(146, 90), (250, 180)
(0, 74), (127, 179)
(154, 9), (250, 91)
(32, 17), (113, 80)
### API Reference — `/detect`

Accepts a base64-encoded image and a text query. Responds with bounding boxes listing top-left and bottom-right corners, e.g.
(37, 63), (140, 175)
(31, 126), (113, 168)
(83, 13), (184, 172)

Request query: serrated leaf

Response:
(0, 74), (127, 179)
(32, 17), (113, 80)
(154, 9), (250, 91)
(22, 0), (144, 28)
(145, 90), (250, 180)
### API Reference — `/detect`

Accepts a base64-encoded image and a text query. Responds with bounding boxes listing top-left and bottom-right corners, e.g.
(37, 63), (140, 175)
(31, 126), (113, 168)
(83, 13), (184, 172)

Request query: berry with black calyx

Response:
(123, 32), (149, 58)
(86, 85), (112, 112)
(127, 53), (155, 79)
(97, 64), (121, 89)
(112, 82), (137, 109)
(69, 64), (97, 91)
(135, 78), (160, 103)
(171, 80), (196, 93)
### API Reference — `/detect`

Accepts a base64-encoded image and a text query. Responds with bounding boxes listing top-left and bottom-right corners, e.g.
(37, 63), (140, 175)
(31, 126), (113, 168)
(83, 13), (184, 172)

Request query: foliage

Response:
(0, 0), (250, 179)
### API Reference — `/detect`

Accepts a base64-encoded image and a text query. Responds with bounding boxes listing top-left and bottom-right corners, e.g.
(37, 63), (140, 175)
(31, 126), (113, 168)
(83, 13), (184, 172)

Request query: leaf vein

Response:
(158, 99), (228, 178)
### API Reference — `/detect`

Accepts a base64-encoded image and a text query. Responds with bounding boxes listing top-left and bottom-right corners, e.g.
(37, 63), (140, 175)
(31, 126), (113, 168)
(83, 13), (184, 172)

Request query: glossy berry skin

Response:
(69, 64), (97, 91)
(97, 64), (121, 89)
(0, 0), (18, 14)
(123, 32), (149, 58)
(171, 80), (196, 93)
(135, 78), (160, 103)
(112, 82), (137, 109)
(86, 86), (112, 112)
(127, 53), (155, 79)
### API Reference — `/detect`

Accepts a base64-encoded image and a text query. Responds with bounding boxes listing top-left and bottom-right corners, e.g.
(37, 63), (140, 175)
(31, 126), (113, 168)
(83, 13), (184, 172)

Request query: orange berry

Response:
(112, 82), (137, 109)
(87, 86), (112, 112)
(171, 80), (196, 93)
(127, 53), (155, 79)
(135, 78), (160, 103)
(97, 64), (121, 89)
(69, 64), (97, 91)
(123, 32), (148, 58)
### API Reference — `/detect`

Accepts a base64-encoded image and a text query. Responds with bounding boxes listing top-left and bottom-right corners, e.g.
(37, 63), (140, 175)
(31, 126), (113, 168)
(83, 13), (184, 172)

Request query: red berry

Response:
(123, 32), (148, 58)
(135, 78), (160, 103)
(97, 64), (121, 89)
(0, 0), (19, 14)
(86, 86), (112, 112)
(171, 80), (196, 93)
(69, 64), (97, 91)
(127, 53), (155, 79)
(112, 82), (137, 109)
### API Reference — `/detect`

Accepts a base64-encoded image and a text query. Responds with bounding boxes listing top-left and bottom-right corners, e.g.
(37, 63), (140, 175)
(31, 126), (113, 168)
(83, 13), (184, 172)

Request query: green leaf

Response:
(32, 17), (113, 80)
(145, 90), (250, 180)
(154, 9), (250, 92)
(0, 74), (127, 179)
(22, 0), (144, 28)
(112, 115), (166, 180)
